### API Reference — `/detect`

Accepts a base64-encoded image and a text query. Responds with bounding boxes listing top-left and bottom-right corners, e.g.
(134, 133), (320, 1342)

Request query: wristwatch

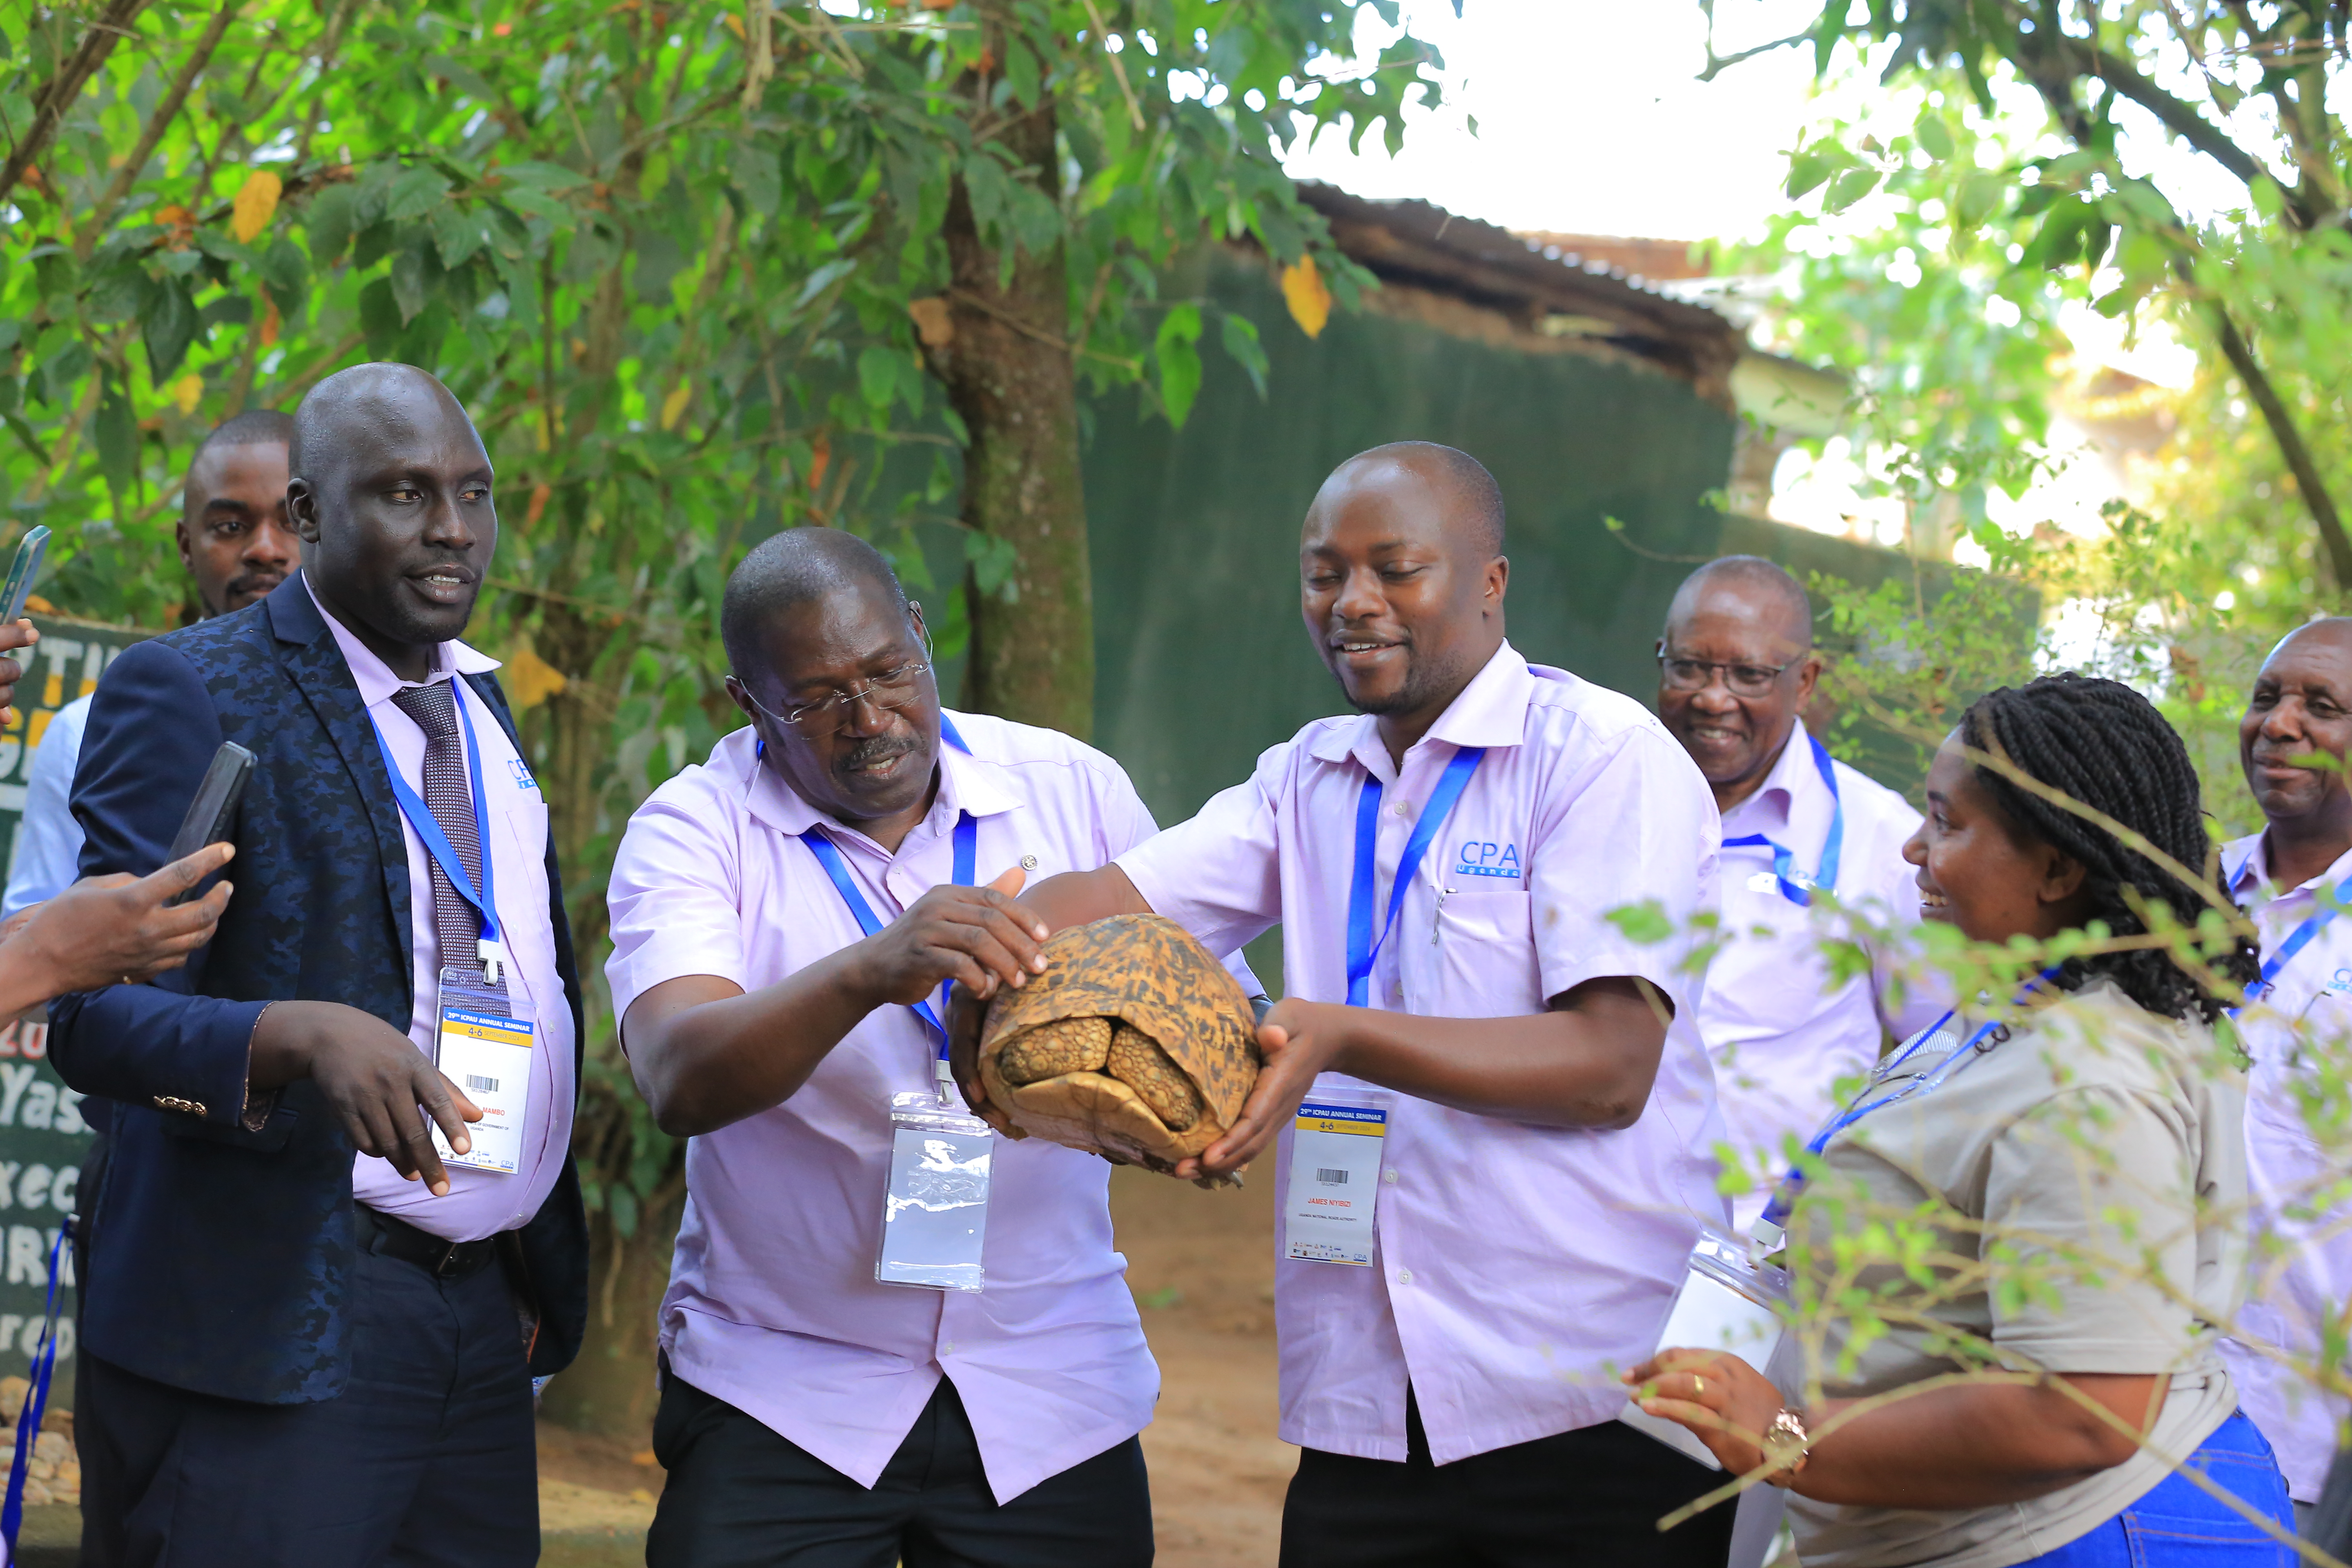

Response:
(1763, 1407), (1812, 1486)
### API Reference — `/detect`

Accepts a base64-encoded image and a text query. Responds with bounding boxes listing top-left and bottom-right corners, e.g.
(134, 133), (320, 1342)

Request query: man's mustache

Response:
(836, 733), (921, 774)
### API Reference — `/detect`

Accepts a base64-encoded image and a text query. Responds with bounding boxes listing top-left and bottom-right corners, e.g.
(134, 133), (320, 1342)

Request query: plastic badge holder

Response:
(1617, 1224), (1791, 1470)
(876, 1091), (992, 1292)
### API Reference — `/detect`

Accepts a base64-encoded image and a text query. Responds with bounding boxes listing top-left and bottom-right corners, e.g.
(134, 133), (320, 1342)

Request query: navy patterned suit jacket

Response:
(48, 575), (588, 1405)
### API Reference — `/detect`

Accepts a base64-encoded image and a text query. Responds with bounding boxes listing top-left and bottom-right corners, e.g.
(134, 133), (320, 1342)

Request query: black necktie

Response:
(388, 681), (503, 994)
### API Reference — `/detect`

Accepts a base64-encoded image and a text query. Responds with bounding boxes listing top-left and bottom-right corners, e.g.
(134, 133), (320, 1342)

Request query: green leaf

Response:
(391, 243), (431, 323)
(731, 141), (781, 217)
(1915, 116), (1955, 162)
(305, 183), (361, 266)
(1785, 151), (1835, 200)
(1219, 312), (1268, 399)
(386, 165), (452, 222)
(93, 366), (136, 498)
(85, 262), (144, 324)
(1954, 169), (2006, 230)
(1605, 900), (1675, 946)
(1155, 303), (1205, 428)
(432, 204), (484, 269)
(857, 345), (900, 408)
(966, 530), (1020, 603)
(259, 237), (310, 318)
(1824, 166), (1881, 214)
(358, 276), (402, 356)
(142, 276), (199, 381)
(496, 160), (587, 192)
(793, 256), (857, 307)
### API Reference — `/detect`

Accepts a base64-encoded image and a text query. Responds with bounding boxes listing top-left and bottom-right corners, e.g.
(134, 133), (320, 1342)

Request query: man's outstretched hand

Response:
(1172, 998), (1350, 1183)
(249, 1002), (482, 1195)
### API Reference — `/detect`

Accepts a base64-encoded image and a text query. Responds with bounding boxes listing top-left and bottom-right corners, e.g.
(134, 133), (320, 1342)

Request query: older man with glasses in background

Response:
(1653, 557), (1944, 1230)
(604, 526), (1258, 1568)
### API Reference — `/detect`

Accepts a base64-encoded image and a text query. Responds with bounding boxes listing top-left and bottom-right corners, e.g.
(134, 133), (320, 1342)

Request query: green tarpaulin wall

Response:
(1077, 247), (1738, 826)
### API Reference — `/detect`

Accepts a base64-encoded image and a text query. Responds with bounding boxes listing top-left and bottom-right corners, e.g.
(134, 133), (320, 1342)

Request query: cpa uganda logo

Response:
(1453, 840), (1521, 880)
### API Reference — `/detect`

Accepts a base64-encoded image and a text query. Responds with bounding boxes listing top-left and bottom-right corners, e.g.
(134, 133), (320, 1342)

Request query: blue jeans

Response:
(2025, 1412), (2296, 1566)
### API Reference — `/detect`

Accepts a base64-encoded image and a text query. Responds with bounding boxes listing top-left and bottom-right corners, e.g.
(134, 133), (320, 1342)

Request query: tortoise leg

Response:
(995, 1016), (1114, 1085)
(1106, 1023), (1205, 1132)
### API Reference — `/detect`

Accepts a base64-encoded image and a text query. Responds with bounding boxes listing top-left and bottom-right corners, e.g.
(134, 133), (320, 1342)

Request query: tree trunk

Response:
(935, 94), (1094, 738)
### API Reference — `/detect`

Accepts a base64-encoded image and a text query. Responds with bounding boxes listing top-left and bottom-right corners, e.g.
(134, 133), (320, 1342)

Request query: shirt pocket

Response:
(1428, 888), (1541, 1015)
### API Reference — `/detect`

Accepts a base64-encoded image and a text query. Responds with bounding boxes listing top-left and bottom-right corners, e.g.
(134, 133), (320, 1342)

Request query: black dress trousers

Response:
(646, 1370), (1154, 1568)
(76, 1242), (536, 1568)
(1278, 1392), (1737, 1568)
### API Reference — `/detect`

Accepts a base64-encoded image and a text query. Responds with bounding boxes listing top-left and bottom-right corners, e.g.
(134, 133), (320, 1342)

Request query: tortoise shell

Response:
(978, 913), (1259, 1177)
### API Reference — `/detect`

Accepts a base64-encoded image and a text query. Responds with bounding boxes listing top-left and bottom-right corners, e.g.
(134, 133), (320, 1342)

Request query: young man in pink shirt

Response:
(606, 528), (1229, 1566)
(972, 443), (1739, 1564)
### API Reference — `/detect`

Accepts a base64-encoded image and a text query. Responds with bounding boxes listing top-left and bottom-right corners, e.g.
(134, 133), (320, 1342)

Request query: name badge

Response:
(1284, 1096), (1388, 1266)
(430, 965), (534, 1176)
(876, 1093), (991, 1292)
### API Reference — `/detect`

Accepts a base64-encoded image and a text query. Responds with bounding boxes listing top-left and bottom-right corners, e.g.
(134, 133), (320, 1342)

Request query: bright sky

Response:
(1281, 0), (1831, 244)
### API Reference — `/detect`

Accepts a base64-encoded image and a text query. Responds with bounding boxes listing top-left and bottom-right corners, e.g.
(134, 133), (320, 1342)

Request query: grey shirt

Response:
(1783, 978), (2246, 1568)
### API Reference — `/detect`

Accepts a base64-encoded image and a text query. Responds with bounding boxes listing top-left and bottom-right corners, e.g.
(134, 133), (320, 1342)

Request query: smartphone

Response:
(0, 527), (50, 627)
(165, 742), (255, 904)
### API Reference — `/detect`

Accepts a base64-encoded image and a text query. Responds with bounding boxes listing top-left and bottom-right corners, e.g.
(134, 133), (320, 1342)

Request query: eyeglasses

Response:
(735, 618), (937, 738)
(1656, 650), (1806, 699)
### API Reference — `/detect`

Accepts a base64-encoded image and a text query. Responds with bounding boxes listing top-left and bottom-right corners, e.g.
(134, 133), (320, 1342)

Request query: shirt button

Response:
(942, 1341), (956, 1355)
(1394, 801), (1412, 817)
(1395, 1267), (1413, 1285)
(1383, 1168), (1399, 1185)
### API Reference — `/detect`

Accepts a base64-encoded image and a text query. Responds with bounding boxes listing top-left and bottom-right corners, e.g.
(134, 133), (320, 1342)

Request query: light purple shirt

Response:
(1117, 642), (1731, 1465)
(604, 714), (1168, 1503)
(2218, 832), (2352, 1502)
(1704, 720), (1946, 1228)
(305, 574), (577, 1245)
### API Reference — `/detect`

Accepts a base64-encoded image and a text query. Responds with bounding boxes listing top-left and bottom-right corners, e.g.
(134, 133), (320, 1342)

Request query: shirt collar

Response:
(736, 709), (1021, 854)
(2225, 830), (2352, 902)
(301, 568), (498, 709)
(1719, 719), (1820, 835)
(1305, 641), (1532, 770)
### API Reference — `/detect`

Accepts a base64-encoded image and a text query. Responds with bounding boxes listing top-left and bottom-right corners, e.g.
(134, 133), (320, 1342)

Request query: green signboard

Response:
(0, 615), (151, 1392)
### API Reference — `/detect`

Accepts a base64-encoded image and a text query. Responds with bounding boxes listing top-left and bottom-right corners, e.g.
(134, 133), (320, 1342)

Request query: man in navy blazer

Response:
(53, 363), (588, 1568)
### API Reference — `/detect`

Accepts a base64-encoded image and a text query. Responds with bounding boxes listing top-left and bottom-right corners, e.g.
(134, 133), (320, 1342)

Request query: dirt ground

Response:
(536, 1164), (1290, 1568)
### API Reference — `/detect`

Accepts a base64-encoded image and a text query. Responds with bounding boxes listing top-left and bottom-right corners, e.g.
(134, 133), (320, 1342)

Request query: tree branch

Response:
(2206, 289), (2352, 591)
(0, 0), (157, 208)
(78, 0), (243, 258)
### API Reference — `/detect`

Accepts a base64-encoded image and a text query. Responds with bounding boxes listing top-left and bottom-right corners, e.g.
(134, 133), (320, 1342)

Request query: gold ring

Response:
(1692, 1374), (1706, 1397)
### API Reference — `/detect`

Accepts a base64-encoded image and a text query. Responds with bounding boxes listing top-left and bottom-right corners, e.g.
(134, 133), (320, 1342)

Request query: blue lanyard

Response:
(2231, 853), (2352, 1014)
(369, 681), (502, 976)
(1722, 732), (1843, 908)
(800, 813), (978, 1051)
(1752, 965), (2062, 1239)
(1345, 746), (1486, 1008)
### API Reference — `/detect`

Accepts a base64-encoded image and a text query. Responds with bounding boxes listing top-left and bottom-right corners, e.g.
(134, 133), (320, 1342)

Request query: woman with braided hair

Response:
(1629, 673), (2288, 1568)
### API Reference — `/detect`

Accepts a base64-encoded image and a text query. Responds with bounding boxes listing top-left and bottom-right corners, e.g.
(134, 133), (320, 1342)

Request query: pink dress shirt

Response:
(2218, 832), (2352, 1502)
(305, 574), (578, 1245)
(1117, 642), (1731, 1465)
(1704, 720), (1946, 1228)
(604, 714), (1168, 1503)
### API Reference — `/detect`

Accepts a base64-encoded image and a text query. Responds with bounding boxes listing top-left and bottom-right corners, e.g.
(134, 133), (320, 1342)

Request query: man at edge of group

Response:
(4, 408), (299, 918)
(52, 362), (588, 1568)
(1654, 555), (1944, 1229)
(967, 442), (1737, 1565)
(3, 411), (300, 1555)
(606, 528), (1248, 1565)
(2216, 615), (2352, 1534)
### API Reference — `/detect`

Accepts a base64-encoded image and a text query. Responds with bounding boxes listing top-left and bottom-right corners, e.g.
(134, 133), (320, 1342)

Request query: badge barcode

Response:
(1315, 1167), (1349, 1185)
(465, 1074), (499, 1094)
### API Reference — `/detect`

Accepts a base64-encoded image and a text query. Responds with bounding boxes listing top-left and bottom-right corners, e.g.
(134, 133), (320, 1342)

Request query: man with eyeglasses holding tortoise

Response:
(1654, 557), (1943, 1233)
(605, 526), (1234, 1567)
